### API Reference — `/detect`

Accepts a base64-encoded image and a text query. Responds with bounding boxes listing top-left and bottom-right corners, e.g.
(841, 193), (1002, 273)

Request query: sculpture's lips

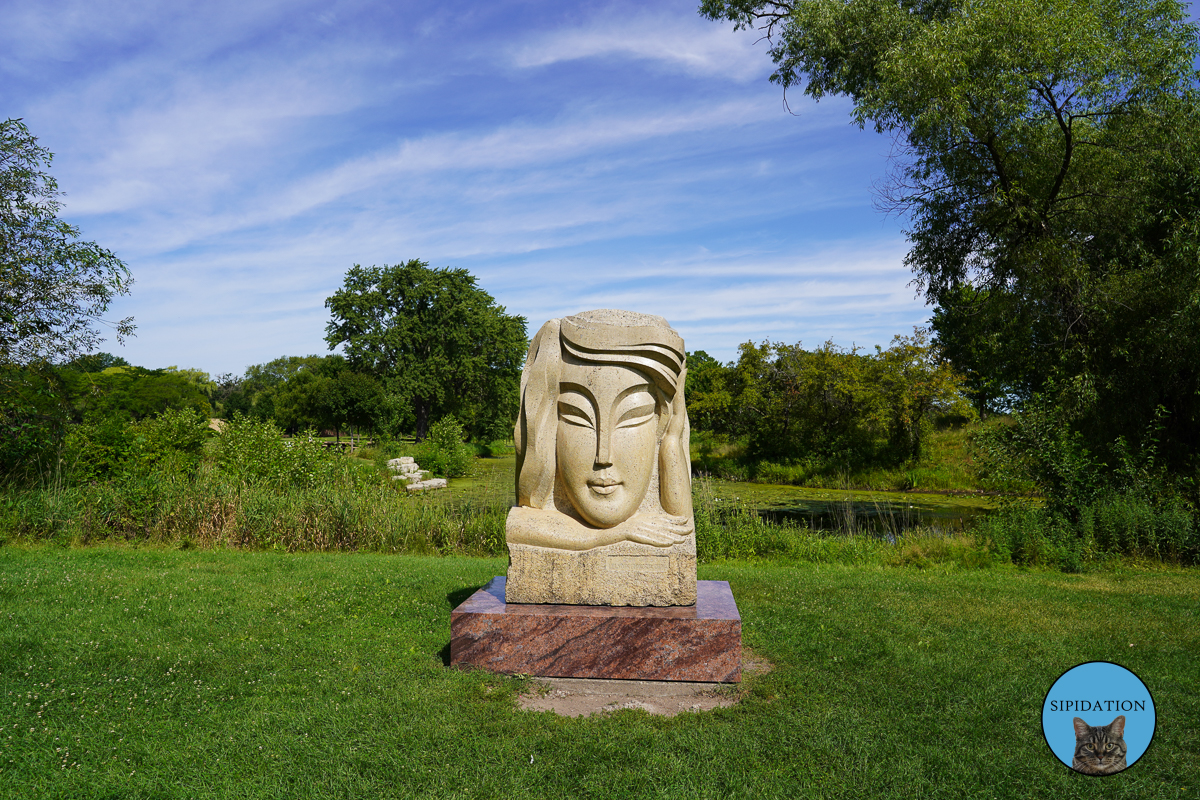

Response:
(587, 478), (621, 496)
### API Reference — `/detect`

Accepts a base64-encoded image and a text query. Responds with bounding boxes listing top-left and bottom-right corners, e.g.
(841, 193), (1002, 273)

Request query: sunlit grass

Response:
(1, 547), (1196, 798)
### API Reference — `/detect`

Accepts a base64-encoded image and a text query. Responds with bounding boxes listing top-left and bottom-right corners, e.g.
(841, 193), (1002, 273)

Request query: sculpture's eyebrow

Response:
(613, 383), (654, 408)
(558, 382), (598, 417)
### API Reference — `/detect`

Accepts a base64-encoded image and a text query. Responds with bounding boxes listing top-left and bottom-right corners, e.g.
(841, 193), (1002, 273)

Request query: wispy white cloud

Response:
(256, 99), (787, 224)
(36, 46), (390, 218)
(510, 6), (768, 81)
(59, 89), (855, 260)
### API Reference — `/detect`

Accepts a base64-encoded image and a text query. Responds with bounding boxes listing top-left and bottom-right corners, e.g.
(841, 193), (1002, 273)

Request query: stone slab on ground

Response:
(450, 577), (740, 683)
(518, 677), (737, 717)
(516, 650), (771, 717)
(406, 478), (447, 492)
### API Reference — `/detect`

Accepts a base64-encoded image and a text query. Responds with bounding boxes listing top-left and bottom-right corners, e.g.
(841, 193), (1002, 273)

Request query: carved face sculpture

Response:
(556, 362), (661, 528)
(513, 309), (692, 533)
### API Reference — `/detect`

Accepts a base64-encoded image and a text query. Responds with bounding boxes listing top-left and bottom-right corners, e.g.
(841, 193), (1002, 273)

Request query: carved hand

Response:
(506, 507), (693, 551)
(658, 365), (692, 517)
(618, 513), (693, 547)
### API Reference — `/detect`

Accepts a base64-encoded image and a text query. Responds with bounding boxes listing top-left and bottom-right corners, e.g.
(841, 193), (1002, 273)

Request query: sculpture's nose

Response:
(595, 419), (613, 467)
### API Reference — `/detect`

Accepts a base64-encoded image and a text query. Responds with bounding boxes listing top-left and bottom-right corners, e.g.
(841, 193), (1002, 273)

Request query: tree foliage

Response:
(213, 354), (384, 437)
(59, 365), (213, 422)
(701, 0), (1200, 498)
(687, 330), (972, 467)
(1, 118), (134, 366)
(324, 260), (527, 441)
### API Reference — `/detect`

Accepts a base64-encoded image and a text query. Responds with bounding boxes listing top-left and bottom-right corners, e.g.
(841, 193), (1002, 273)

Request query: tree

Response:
(1, 118), (134, 366)
(326, 369), (383, 437)
(63, 352), (130, 373)
(325, 260), (527, 441)
(270, 358), (383, 437)
(928, 285), (1040, 416)
(684, 350), (738, 434)
(269, 368), (334, 434)
(701, 0), (1200, 494)
(0, 120), (135, 479)
(873, 328), (974, 460)
(218, 355), (326, 423)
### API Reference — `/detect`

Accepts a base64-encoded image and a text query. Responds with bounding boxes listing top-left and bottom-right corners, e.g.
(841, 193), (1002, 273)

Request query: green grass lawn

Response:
(2, 547), (1196, 799)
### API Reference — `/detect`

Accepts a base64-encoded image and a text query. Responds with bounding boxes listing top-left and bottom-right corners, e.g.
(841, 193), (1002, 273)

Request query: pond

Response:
(696, 477), (995, 535)
(447, 454), (995, 534)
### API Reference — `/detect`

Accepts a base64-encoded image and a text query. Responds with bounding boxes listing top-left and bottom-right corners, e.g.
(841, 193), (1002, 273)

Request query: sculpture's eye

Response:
(558, 397), (595, 429)
(615, 390), (656, 429)
(616, 402), (656, 429)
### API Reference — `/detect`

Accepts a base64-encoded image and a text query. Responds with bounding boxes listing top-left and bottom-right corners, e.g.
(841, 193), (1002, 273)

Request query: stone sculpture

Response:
(504, 309), (696, 606)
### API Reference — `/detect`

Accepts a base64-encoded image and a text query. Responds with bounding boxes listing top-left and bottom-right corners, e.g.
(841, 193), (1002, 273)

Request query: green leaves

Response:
(687, 330), (972, 465)
(414, 416), (474, 478)
(214, 415), (357, 492)
(1, 119), (134, 366)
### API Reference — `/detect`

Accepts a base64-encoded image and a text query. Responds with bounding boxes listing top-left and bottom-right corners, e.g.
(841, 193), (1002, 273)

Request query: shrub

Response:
(415, 417), (473, 478)
(215, 414), (369, 491)
(62, 415), (134, 483)
(124, 408), (210, 478)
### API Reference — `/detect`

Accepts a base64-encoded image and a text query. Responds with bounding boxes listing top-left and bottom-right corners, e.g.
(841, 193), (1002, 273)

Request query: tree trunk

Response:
(414, 400), (430, 442)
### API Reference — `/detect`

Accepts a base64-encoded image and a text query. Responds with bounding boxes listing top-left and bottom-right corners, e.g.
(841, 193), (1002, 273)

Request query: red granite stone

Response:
(450, 577), (741, 683)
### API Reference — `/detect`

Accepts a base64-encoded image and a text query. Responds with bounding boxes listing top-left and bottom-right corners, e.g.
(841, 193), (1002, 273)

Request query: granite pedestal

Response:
(450, 577), (741, 683)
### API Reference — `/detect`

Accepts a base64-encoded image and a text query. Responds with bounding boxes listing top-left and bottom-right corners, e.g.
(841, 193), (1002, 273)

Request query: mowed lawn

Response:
(1, 547), (1196, 799)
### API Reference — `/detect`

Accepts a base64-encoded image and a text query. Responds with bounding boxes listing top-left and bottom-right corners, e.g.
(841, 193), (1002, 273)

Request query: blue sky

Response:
(5, 0), (927, 376)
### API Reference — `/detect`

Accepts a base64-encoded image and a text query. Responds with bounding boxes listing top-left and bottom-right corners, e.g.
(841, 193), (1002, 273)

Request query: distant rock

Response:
(385, 457), (446, 491)
(406, 478), (448, 493)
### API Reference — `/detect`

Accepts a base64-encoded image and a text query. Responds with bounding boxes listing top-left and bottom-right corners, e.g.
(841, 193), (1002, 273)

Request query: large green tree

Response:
(701, 0), (1200, 495)
(1, 118), (133, 365)
(271, 358), (384, 437)
(324, 260), (527, 441)
(216, 355), (326, 422)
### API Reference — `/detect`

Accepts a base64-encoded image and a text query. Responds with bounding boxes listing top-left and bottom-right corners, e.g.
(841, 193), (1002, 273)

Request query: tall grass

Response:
(0, 469), (509, 555)
(5, 409), (1194, 570)
(1, 412), (512, 555)
(3, 465), (997, 570)
(978, 492), (1200, 570)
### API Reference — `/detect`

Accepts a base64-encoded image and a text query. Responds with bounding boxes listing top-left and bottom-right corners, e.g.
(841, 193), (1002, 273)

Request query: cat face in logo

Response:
(1071, 716), (1127, 775)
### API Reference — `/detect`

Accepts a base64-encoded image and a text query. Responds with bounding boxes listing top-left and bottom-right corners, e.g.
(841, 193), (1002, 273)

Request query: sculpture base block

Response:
(505, 539), (697, 606)
(450, 577), (740, 683)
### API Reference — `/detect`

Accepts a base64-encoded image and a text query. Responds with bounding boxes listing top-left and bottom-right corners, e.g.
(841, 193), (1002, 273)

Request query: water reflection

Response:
(703, 478), (995, 537)
(756, 500), (989, 536)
